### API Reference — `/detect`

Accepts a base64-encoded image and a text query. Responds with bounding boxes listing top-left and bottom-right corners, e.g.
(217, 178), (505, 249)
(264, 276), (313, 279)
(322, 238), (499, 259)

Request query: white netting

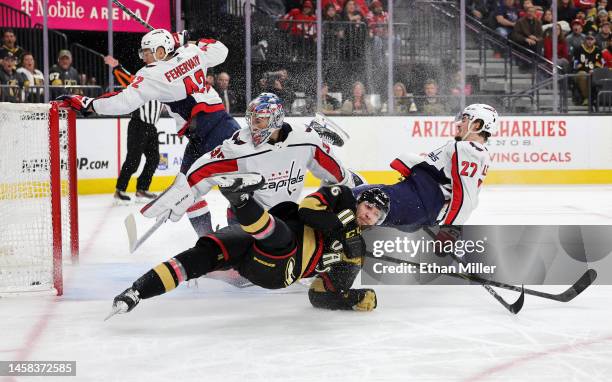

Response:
(0, 103), (73, 293)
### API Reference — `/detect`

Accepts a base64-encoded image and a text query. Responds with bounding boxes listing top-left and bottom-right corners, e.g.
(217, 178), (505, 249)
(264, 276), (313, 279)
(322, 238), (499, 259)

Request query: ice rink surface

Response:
(2, 185), (612, 382)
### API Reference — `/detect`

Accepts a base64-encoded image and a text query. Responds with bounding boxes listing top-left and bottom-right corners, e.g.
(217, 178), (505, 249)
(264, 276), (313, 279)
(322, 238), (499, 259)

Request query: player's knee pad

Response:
(174, 240), (223, 279)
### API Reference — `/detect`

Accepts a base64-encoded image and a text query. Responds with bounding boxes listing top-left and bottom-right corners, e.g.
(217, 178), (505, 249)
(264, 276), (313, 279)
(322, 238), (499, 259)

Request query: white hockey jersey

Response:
(186, 123), (350, 209)
(92, 39), (227, 135)
(391, 140), (490, 225)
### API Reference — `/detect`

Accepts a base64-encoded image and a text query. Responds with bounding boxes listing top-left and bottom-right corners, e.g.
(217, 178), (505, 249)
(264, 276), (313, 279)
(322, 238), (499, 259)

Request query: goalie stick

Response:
(124, 210), (170, 253)
(365, 252), (596, 304)
(124, 173), (265, 254)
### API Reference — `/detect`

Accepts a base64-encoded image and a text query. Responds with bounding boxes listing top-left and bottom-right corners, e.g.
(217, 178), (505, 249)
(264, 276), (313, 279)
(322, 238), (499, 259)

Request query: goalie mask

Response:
(245, 93), (285, 147)
(140, 29), (175, 61)
(357, 188), (390, 225)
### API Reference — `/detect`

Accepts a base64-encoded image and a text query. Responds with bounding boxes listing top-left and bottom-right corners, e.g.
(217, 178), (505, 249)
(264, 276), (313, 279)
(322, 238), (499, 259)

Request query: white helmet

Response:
(461, 103), (499, 135)
(140, 29), (175, 61)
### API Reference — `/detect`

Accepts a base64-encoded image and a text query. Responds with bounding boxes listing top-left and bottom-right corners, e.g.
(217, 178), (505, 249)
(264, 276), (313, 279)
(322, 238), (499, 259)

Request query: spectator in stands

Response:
(602, 42), (612, 67)
(324, 3), (344, 39)
(519, 0), (543, 19)
(320, 82), (342, 114)
(0, 51), (21, 102)
(494, 0), (520, 55)
(49, 49), (80, 97)
(323, 0), (344, 13)
(573, 31), (603, 104)
(0, 29), (24, 65)
(596, 21), (611, 48)
(541, 8), (554, 26)
(597, 7), (610, 25)
(215, 72), (239, 114)
(558, 0), (578, 23)
(450, 70), (474, 96)
(511, 5), (544, 52)
(544, 23), (572, 72)
(567, 19), (587, 54)
(280, 1), (316, 38)
(420, 79), (447, 115)
(260, 69), (294, 109)
(343, 0), (365, 24)
(16, 52), (44, 103)
(367, 1), (389, 38)
(206, 71), (215, 88)
(382, 82), (418, 114)
(341, 81), (374, 114)
(342, 1), (367, 59)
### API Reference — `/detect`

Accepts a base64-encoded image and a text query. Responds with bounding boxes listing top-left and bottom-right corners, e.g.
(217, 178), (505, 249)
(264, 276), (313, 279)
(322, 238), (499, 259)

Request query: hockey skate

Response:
(134, 190), (156, 204)
(212, 173), (265, 208)
(104, 288), (140, 321)
(114, 190), (131, 206)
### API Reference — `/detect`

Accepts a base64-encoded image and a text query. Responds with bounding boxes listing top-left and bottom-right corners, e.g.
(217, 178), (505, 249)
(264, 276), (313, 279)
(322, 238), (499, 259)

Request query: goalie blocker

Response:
(108, 174), (390, 318)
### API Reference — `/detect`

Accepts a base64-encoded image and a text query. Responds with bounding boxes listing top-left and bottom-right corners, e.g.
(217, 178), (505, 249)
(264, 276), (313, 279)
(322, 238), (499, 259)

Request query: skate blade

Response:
(104, 304), (126, 321)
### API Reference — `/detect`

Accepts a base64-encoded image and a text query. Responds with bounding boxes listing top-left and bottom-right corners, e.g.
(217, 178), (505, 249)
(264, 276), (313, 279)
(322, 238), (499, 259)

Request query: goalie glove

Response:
(56, 94), (94, 116)
(141, 173), (195, 222)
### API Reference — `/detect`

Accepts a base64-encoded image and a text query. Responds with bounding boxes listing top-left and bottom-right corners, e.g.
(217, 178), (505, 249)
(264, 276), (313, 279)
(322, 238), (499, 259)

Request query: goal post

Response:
(0, 102), (78, 296)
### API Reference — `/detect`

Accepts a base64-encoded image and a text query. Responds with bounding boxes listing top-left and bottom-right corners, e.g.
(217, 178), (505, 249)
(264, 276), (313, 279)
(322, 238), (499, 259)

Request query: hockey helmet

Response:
(140, 29), (175, 61)
(357, 188), (390, 225)
(460, 103), (499, 135)
(245, 93), (285, 147)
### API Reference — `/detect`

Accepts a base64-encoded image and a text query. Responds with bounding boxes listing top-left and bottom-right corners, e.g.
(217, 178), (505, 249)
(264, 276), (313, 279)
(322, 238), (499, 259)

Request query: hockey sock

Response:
(186, 200), (212, 237)
(236, 199), (294, 251)
(188, 212), (213, 237)
(133, 241), (222, 299)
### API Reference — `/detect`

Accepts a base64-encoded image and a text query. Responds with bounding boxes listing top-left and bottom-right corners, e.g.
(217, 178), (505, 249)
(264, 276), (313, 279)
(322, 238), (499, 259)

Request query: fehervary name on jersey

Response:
(411, 120), (567, 137)
(164, 55), (201, 82)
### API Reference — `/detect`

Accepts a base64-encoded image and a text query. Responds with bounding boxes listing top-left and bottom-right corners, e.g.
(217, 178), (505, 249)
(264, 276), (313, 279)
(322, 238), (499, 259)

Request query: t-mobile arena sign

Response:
(5, 0), (170, 32)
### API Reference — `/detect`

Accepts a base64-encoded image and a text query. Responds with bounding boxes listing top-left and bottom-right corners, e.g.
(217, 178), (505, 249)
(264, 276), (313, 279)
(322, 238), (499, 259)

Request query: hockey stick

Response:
(124, 210), (170, 253)
(365, 253), (596, 303)
(112, 0), (154, 31)
(421, 227), (524, 314)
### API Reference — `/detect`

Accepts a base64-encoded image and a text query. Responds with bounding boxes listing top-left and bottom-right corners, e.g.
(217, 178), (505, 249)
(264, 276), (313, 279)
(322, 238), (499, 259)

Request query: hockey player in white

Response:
(353, 103), (498, 226)
(58, 29), (241, 234)
(140, 93), (359, 230)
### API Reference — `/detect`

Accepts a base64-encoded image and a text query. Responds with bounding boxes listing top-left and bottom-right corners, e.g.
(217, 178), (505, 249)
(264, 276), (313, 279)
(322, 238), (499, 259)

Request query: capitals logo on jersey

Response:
(265, 160), (305, 195)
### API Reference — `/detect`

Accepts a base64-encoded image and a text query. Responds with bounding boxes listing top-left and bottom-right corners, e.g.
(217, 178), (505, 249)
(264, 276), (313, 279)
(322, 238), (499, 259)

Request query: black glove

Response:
(56, 94), (93, 117)
(341, 220), (365, 259)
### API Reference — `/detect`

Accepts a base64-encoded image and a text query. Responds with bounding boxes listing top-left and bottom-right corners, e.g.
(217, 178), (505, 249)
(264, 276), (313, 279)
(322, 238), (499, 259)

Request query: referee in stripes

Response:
(105, 56), (162, 204)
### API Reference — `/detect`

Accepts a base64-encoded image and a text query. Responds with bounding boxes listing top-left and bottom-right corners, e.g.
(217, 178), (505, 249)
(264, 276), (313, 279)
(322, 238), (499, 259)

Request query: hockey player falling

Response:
(58, 29), (240, 234)
(141, 92), (359, 231)
(107, 176), (390, 319)
(353, 103), (498, 226)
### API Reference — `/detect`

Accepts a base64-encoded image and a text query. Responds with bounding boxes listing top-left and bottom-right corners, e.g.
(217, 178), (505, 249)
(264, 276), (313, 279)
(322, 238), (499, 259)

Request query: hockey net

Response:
(0, 102), (78, 295)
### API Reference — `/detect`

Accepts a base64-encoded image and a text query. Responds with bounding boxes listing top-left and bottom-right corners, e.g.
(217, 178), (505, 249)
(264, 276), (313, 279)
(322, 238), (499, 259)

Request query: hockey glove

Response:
(342, 232), (366, 259)
(57, 94), (94, 117)
(172, 30), (190, 48)
(348, 288), (377, 311)
(141, 173), (195, 222)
